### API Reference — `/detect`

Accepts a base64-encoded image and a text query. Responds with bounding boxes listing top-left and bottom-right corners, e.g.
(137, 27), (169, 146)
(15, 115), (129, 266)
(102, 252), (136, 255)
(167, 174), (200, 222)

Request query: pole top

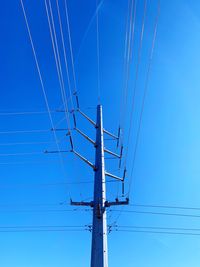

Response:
(97, 104), (102, 109)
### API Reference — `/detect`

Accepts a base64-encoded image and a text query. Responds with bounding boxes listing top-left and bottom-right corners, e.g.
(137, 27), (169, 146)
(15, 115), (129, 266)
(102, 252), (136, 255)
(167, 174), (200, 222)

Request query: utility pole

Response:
(71, 105), (129, 267)
(91, 104), (108, 266)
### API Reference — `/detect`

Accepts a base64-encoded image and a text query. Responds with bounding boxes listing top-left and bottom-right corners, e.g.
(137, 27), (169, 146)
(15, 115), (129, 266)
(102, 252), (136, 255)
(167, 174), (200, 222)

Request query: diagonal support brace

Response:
(103, 129), (118, 140)
(77, 109), (96, 127)
(73, 150), (96, 170)
(104, 148), (120, 158)
(105, 171), (123, 181)
(75, 128), (95, 145)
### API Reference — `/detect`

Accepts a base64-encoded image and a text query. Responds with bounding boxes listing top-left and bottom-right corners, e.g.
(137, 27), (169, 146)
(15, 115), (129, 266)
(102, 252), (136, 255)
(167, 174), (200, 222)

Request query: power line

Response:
(56, 0), (74, 112)
(45, 0), (72, 133)
(0, 225), (85, 229)
(0, 209), (91, 213)
(64, 0), (79, 108)
(20, 0), (71, 198)
(111, 209), (200, 218)
(128, 0), (160, 196)
(0, 229), (86, 233)
(130, 203), (200, 211)
(119, 0), (137, 147)
(0, 111), (56, 116)
(123, 0), (147, 169)
(0, 129), (50, 134)
(100, 202), (200, 226)
(0, 152), (43, 157)
(114, 229), (200, 237)
(0, 159), (67, 166)
(115, 225), (200, 231)
(0, 141), (54, 146)
(0, 179), (118, 188)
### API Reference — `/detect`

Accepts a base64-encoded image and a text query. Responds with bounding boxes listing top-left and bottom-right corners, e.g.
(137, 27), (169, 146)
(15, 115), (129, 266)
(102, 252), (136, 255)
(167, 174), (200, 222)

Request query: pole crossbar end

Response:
(105, 198), (129, 207)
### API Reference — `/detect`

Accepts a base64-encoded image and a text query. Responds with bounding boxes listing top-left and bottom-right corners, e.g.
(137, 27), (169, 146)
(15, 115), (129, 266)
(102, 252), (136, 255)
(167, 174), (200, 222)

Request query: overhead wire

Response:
(0, 129), (50, 134)
(110, 209), (200, 219)
(0, 229), (86, 233)
(119, 0), (137, 148)
(113, 229), (200, 237)
(0, 208), (91, 213)
(0, 225), (85, 229)
(123, 0), (147, 170)
(55, 0), (74, 112)
(0, 141), (54, 146)
(131, 203), (200, 211)
(20, 0), (71, 198)
(112, 0), (143, 222)
(44, 0), (72, 135)
(0, 152), (43, 157)
(114, 225), (200, 232)
(0, 111), (56, 116)
(64, 0), (80, 108)
(119, 0), (131, 147)
(20, 0), (62, 147)
(0, 179), (118, 188)
(0, 160), (65, 165)
(128, 0), (160, 196)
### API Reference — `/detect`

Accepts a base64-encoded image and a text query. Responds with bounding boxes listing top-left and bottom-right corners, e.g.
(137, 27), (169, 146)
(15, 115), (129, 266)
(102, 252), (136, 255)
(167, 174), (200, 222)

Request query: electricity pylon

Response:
(71, 104), (129, 267)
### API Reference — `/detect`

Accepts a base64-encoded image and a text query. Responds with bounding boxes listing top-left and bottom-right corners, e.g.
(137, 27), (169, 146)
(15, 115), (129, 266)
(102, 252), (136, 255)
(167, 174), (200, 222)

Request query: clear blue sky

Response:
(0, 0), (200, 266)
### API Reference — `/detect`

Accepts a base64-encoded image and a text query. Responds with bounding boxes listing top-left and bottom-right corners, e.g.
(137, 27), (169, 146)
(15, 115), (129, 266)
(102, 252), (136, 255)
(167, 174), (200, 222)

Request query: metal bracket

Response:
(71, 200), (94, 207)
(51, 128), (69, 132)
(117, 127), (121, 147)
(73, 113), (77, 128)
(105, 198), (129, 207)
(119, 145), (124, 168)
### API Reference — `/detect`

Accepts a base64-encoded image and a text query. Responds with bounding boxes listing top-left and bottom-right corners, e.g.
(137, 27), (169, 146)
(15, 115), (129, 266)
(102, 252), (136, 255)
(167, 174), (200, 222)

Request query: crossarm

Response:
(105, 171), (123, 181)
(71, 200), (94, 207)
(105, 198), (129, 207)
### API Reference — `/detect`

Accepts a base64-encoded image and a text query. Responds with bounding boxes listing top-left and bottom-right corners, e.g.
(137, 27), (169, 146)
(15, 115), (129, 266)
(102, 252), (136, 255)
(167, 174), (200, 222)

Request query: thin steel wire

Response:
(123, 0), (147, 169)
(56, 0), (74, 111)
(45, 0), (72, 133)
(64, 0), (79, 102)
(128, 1), (160, 196)
(20, 0), (71, 198)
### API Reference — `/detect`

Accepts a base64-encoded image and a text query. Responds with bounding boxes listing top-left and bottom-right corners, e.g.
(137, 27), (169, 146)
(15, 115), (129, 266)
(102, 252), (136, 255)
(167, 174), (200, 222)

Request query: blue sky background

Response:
(1, 0), (200, 266)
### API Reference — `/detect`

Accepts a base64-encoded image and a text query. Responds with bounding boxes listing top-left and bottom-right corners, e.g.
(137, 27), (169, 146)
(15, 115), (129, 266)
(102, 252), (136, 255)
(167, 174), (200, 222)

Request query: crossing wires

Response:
(20, 0), (72, 198)
(64, 0), (80, 109)
(128, 0), (160, 196)
(56, 0), (74, 112)
(119, 0), (137, 148)
(44, 0), (72, 133)
(122, 0), (147, 171)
